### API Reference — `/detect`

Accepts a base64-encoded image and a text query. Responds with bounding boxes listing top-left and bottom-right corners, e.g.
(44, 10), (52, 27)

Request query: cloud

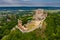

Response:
(1, 0), (20, 4)
(3, 0), (14, 3)
(22, 0), (31, 1)
(0, 0), (60, 7)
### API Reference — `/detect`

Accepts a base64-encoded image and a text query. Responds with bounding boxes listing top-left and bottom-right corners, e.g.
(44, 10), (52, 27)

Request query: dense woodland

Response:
(0, 10), (60, 40)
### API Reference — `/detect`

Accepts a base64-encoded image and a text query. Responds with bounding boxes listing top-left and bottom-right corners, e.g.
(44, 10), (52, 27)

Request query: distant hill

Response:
(0, 7), (60, 10)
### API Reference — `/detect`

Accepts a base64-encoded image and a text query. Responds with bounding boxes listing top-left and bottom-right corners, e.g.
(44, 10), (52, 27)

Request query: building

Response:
(17, 9), (47, 33)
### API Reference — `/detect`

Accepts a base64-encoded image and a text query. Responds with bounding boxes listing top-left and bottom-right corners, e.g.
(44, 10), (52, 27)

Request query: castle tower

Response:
(33, 9), (44, 20)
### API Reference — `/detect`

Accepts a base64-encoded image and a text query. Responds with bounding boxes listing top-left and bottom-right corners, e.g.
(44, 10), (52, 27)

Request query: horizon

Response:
(0, 6), (60, 7)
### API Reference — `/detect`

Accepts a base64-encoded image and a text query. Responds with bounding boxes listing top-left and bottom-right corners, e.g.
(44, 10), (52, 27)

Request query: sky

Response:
(0, 0), (60, 7)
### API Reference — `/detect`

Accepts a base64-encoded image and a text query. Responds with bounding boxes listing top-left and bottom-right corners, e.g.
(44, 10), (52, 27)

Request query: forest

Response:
(0, 10), (60, 40)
